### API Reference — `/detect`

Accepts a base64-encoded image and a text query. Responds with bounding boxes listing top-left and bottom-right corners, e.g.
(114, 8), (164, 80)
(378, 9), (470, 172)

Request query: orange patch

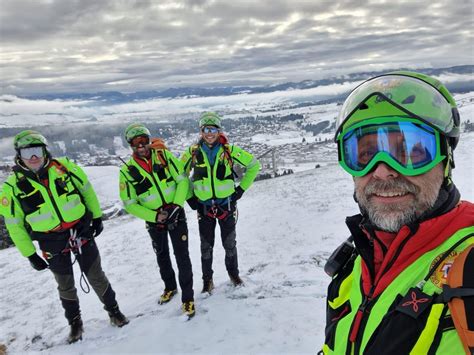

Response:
(119, 182), (126, 191)
(1, 197), (9, 206)
(429, 251), (458, 289)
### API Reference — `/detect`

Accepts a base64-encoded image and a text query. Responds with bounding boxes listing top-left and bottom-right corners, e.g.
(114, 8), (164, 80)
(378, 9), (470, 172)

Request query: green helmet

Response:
(199, 112), (222, 128)
(335, 71), (460, 149)
(14, 130), (48, 150)
(124, 123), (151, 143)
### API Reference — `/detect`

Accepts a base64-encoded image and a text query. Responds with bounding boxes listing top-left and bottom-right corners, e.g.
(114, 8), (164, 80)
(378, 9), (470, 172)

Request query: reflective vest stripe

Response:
(215, 181), (234, 191)
(247, 158), (259, 169)
(164, 185), (176, 195)
(409, 304), (445, 354)
(29, 212), (53, 223)
(329, 273), (354, 309)
(5, 217), (20, 224)
(62, 199), (81, 211)
(123, 199), (136, 206)
(195, 184), (211, 192)
(140, 194), (158, 203)
(175, 174), (186, 183)
(79, 181), (91, 192)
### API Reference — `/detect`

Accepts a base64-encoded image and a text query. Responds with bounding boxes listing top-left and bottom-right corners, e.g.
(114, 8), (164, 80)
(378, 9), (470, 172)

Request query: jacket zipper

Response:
(208, 148), (217, 199)
(349, 285), (375, 346)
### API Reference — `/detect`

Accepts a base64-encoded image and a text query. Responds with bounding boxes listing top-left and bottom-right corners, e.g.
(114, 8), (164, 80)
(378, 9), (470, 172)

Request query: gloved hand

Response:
(232, 186), (245, 201)
(91, 218), (104, 238)
(28, 253), (49, 271)
(186, 196), (200, 211)
(156, 204), (181, 229)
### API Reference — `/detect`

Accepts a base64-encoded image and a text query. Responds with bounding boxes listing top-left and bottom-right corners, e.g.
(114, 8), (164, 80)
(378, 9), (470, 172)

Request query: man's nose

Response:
(372, 162), (399, 180)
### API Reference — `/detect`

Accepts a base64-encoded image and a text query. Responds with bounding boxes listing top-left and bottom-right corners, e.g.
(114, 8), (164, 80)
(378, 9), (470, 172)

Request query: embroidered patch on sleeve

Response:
(1, 197), (9, 206)
(430, 251), (458, 289)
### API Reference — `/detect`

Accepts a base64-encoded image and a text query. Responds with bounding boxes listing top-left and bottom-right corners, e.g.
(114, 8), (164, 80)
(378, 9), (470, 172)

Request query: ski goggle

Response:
(130, 136), (150, 148)
(201, 126), (219, 134)
(334, 74), (459, 141)
(20, 146), (45, 160)
(338, 118), (446, 177)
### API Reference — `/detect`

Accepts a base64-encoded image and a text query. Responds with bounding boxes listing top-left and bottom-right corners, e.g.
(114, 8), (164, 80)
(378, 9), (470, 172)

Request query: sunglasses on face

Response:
(20, 146), (44, 160)
(130, 136), (150, 148)
(201, 126), (219, 134)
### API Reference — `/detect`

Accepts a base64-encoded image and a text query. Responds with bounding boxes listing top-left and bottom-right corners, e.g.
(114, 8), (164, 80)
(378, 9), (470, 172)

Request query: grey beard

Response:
(356, 177), (442, 232)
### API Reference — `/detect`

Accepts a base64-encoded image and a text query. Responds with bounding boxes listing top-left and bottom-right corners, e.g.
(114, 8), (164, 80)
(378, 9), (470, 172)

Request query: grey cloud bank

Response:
(1, 0), (473, 95)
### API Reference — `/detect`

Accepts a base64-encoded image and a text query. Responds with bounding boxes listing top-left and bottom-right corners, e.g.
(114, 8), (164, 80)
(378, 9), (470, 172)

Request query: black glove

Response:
(233, 186), (245, 201)
(186, 196), (200, 211)
(156, 204), (181, 230)
(91, 218), (104, 238)
(28, 253), (49, 271)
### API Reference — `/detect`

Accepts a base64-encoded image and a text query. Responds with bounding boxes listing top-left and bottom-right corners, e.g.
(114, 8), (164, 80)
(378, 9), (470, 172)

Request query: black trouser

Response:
(39, 237), (117, 324)
(198, 202), (239, 281)
(146, 208), (194, 303)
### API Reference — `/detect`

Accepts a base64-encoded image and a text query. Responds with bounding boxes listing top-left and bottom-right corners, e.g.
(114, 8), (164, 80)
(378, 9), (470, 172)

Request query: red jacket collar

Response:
(133, 153), (153, 174)
(359, 201), (474, 297)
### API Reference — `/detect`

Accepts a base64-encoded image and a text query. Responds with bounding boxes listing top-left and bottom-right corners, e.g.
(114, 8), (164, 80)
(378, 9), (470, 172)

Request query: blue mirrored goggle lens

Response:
(202, 126), (219, 134)
(342, 121), (438, 172)
(20, 146), (44, 159)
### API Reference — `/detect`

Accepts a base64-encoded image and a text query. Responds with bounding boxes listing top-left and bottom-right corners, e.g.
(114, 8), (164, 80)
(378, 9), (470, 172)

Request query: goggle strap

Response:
(338, 92), (435, 140)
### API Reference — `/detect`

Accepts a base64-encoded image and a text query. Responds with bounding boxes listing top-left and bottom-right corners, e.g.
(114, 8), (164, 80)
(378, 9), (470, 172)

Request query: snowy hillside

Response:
(0, 133), (473, 354)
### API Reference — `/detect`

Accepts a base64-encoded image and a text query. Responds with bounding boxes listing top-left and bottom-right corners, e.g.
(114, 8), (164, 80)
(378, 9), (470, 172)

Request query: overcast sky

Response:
(1, 0), (472, 95)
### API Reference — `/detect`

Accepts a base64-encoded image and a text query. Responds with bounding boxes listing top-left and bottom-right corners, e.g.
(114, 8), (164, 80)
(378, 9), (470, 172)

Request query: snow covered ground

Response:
(0, 132), (473, 354)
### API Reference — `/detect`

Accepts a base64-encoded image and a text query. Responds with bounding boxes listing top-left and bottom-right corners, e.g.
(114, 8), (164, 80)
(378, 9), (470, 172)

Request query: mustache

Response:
(364, 177), (419, 196)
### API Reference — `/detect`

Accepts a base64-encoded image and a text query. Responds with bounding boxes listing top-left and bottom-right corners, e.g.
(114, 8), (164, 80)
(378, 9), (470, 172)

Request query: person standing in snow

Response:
(322, 72), (474, 354)
(0, 130), (128, 344)
(181, 112), (261, 293)
(119, 123), (195, 318)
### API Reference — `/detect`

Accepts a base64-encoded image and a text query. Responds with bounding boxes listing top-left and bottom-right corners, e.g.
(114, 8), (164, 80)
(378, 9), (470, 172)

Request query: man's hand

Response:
(28, 253), (49, 271)
(232, 186), (245, 201)
(156, 204), (181, 229)
(91, 218), (104, 238)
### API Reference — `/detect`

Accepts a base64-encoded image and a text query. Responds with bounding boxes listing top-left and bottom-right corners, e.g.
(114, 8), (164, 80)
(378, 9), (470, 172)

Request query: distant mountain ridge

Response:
(22, 65), (473, 103)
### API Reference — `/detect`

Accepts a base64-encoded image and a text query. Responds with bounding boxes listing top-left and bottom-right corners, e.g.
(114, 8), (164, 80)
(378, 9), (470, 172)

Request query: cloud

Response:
(1, 0), (472, 94)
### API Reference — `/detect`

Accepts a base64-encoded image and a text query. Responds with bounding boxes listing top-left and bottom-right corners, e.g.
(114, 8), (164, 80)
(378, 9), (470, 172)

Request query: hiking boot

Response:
(106, 305), (129, 327)
(182, 301), (195, 319)
(229, 274), (243, 287)
(201, 279), (214, 294)
(158, 289), (178, 305)
(67, 316), (83, 344)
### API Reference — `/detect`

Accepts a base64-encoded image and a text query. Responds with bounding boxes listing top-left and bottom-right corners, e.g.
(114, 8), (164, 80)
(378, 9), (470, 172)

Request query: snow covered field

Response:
(0, 132), (473, 354)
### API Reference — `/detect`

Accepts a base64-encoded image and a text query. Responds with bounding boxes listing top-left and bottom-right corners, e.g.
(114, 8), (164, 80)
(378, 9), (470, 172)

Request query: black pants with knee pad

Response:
(198, 202), (239, 281)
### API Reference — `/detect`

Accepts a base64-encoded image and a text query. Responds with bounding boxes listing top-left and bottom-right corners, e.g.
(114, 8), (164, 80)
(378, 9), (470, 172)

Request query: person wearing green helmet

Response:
(119, 123), (195, 318)
(181, 112), (261, 293)
(0, 130), (129, 344)
(321, 72), (474, 354)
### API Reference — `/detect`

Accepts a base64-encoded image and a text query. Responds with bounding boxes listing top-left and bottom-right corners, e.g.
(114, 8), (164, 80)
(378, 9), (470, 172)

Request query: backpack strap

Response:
(444, 245), (474, 354)
(190, 144), (201, 169)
